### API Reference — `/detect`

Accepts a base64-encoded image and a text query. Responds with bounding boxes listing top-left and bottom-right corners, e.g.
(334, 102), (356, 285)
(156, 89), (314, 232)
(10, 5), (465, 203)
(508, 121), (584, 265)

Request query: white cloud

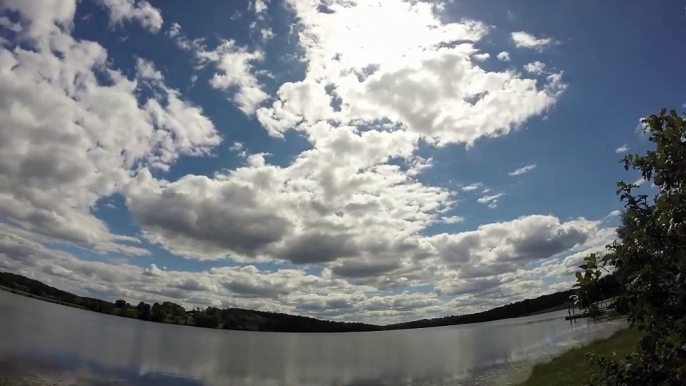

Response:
(472, 52), (490, 61)
(260, 28), (274, 41)
(166, 22), (269, 116)
(0, 0), (78, 45)
(196, 40), (268, 115)
(361, 292), (439, 312)
(124, 125), (449, 263)
(256, 0), (566, 146)
(477, 193), (505, 208)
(496, 51), (510, 61)
(615, 144), (630, 153)
(461, 183), (483, 192)
(253, 0), (269, 16)
(0, 0), (603, 324)
(143, 263), (165, 277)
(167, 22), (205, 52)
(430, 215), (597, 269)
(0, 16), (22, 32)
(604, 210), (621, 220)
(511, 31), (557, 51)
(229, 142), (244, 152)
(634, 177), (646, 186)
(99, 0), (163, 33)
(523, 61), (546, 75)
(509, 163), (537, 176)
(0, 3), (219, 255)
(442, 216), (465, 224)
(0, 207), (615, 323)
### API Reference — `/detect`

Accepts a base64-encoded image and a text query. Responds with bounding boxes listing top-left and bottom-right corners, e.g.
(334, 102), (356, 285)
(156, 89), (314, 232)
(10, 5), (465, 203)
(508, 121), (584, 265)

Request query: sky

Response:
(0, 0), (679, 324)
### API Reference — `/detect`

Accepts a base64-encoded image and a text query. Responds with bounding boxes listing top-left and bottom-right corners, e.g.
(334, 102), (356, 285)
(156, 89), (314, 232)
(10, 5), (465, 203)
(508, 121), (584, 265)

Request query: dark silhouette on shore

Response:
(0, 271), (572, 333)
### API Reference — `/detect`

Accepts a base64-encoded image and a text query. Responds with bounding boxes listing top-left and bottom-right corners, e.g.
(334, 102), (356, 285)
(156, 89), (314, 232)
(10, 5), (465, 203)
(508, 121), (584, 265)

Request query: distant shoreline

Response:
(0, 271), (574, 333)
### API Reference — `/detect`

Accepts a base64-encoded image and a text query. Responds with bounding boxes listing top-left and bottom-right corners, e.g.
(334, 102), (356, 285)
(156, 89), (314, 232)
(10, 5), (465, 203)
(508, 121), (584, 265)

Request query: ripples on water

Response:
(0, 291), (626, 386)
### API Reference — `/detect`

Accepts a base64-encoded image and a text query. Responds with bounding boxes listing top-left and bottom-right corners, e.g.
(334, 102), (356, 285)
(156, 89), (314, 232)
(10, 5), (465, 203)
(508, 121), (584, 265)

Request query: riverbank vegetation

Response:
(1, 271), (574, 333)
(518, 329), (642, 386)
(572, 109), (686, 385)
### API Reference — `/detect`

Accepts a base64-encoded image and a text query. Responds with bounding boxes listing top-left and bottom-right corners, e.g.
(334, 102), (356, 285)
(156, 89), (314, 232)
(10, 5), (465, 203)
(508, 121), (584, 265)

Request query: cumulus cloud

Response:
(0, 2), (219, 255)
(99, 0), (163, 32)
(511, 31), (558, 51)
(496, 51), (510, 61)
(523, 61), (546, 75)
(0, 209), (613, 323)
(361, 292), (439, 312)
(477, 193), (505, 208)
(429, 215), (597, 274)
(509, 164), (537, 176)
(0, 0), (605, 323)
(197, 40), (268, 115)
(167, 23), (268, 115)
(252, 0), (269, 17)
(256, 0), (566, 145)
(472, 52), (490, 61)
(260, 27), (274, 41)
(461, 183), (483, 192)
(124, 125), (449, 262)
(143, 264), (165, 277)
(442, 216), (465, 224)
(604, 210), (621, 221)
(167, 22), (205, 52)
(615, 143), (630, 153)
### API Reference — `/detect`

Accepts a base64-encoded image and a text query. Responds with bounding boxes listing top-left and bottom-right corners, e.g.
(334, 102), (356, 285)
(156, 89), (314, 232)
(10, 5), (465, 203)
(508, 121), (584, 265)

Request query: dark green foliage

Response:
(575, 109), (686, 386)
(386, 290), (574, 330)
(150, 302), (165, 323)
(136, 301), (151, 320)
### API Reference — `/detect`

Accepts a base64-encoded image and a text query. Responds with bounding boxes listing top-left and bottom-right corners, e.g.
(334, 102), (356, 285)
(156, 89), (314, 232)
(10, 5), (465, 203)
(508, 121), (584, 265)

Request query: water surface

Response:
(0, 291), (625, 386)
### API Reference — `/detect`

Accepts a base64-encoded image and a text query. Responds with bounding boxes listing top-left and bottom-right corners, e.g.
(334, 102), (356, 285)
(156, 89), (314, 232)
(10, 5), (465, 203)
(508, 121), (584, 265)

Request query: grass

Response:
(517, 328), (642, 386)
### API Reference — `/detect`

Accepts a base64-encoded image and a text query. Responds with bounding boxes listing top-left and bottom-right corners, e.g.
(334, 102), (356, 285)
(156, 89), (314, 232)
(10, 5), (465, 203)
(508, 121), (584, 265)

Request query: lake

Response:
(0, 290), (626, 386)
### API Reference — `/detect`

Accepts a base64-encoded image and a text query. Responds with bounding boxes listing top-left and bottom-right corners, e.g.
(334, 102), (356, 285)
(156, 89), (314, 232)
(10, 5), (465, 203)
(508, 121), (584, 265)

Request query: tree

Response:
(194, 307), (220, 328)
(575, 109), (686, 386)
(114, 299), (126, 308)
(136, 301), (151, 320)
(151, 302), (165, 322)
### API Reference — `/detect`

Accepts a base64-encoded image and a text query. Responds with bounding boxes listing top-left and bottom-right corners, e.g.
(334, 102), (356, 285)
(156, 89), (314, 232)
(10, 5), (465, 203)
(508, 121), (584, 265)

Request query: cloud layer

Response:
(0, 0), (615, 323)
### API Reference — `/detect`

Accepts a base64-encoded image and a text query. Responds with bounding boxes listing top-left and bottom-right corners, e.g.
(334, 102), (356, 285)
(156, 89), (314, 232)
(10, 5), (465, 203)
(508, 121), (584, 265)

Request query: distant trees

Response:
(194, 306), (220, 328)
(136, 301), (151, 320)
(150, 302), (165, 323)
(387, 290), (574, 330)
(2, 270), (575, 333)
(575, 109), (686, 386)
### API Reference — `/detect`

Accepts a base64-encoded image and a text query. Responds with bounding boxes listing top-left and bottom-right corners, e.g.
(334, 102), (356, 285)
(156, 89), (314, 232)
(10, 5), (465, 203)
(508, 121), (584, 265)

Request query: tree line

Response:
(0, 271), (379, 332)
(0, 270), (575, 333)
(386, 290), (574, 330)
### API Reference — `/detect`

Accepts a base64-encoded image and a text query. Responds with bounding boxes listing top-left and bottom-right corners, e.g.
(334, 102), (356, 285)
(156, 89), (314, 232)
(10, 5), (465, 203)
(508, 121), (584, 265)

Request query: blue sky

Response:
(0, 0), (677, 323)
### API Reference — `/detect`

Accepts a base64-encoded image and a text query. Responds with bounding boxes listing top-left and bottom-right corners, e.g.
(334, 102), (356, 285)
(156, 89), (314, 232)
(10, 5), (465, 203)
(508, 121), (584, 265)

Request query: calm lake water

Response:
(0, 291), (626, 386)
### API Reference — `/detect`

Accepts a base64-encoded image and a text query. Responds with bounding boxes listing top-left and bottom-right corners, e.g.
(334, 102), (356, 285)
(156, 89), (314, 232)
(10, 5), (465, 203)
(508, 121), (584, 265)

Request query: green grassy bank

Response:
(517, 328), (641, 386)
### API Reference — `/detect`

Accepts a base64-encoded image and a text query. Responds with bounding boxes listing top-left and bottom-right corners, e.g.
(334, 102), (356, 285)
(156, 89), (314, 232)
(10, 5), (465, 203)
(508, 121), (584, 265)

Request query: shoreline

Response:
(516, 328), (640, 386)
(0, 272), (577, 333)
